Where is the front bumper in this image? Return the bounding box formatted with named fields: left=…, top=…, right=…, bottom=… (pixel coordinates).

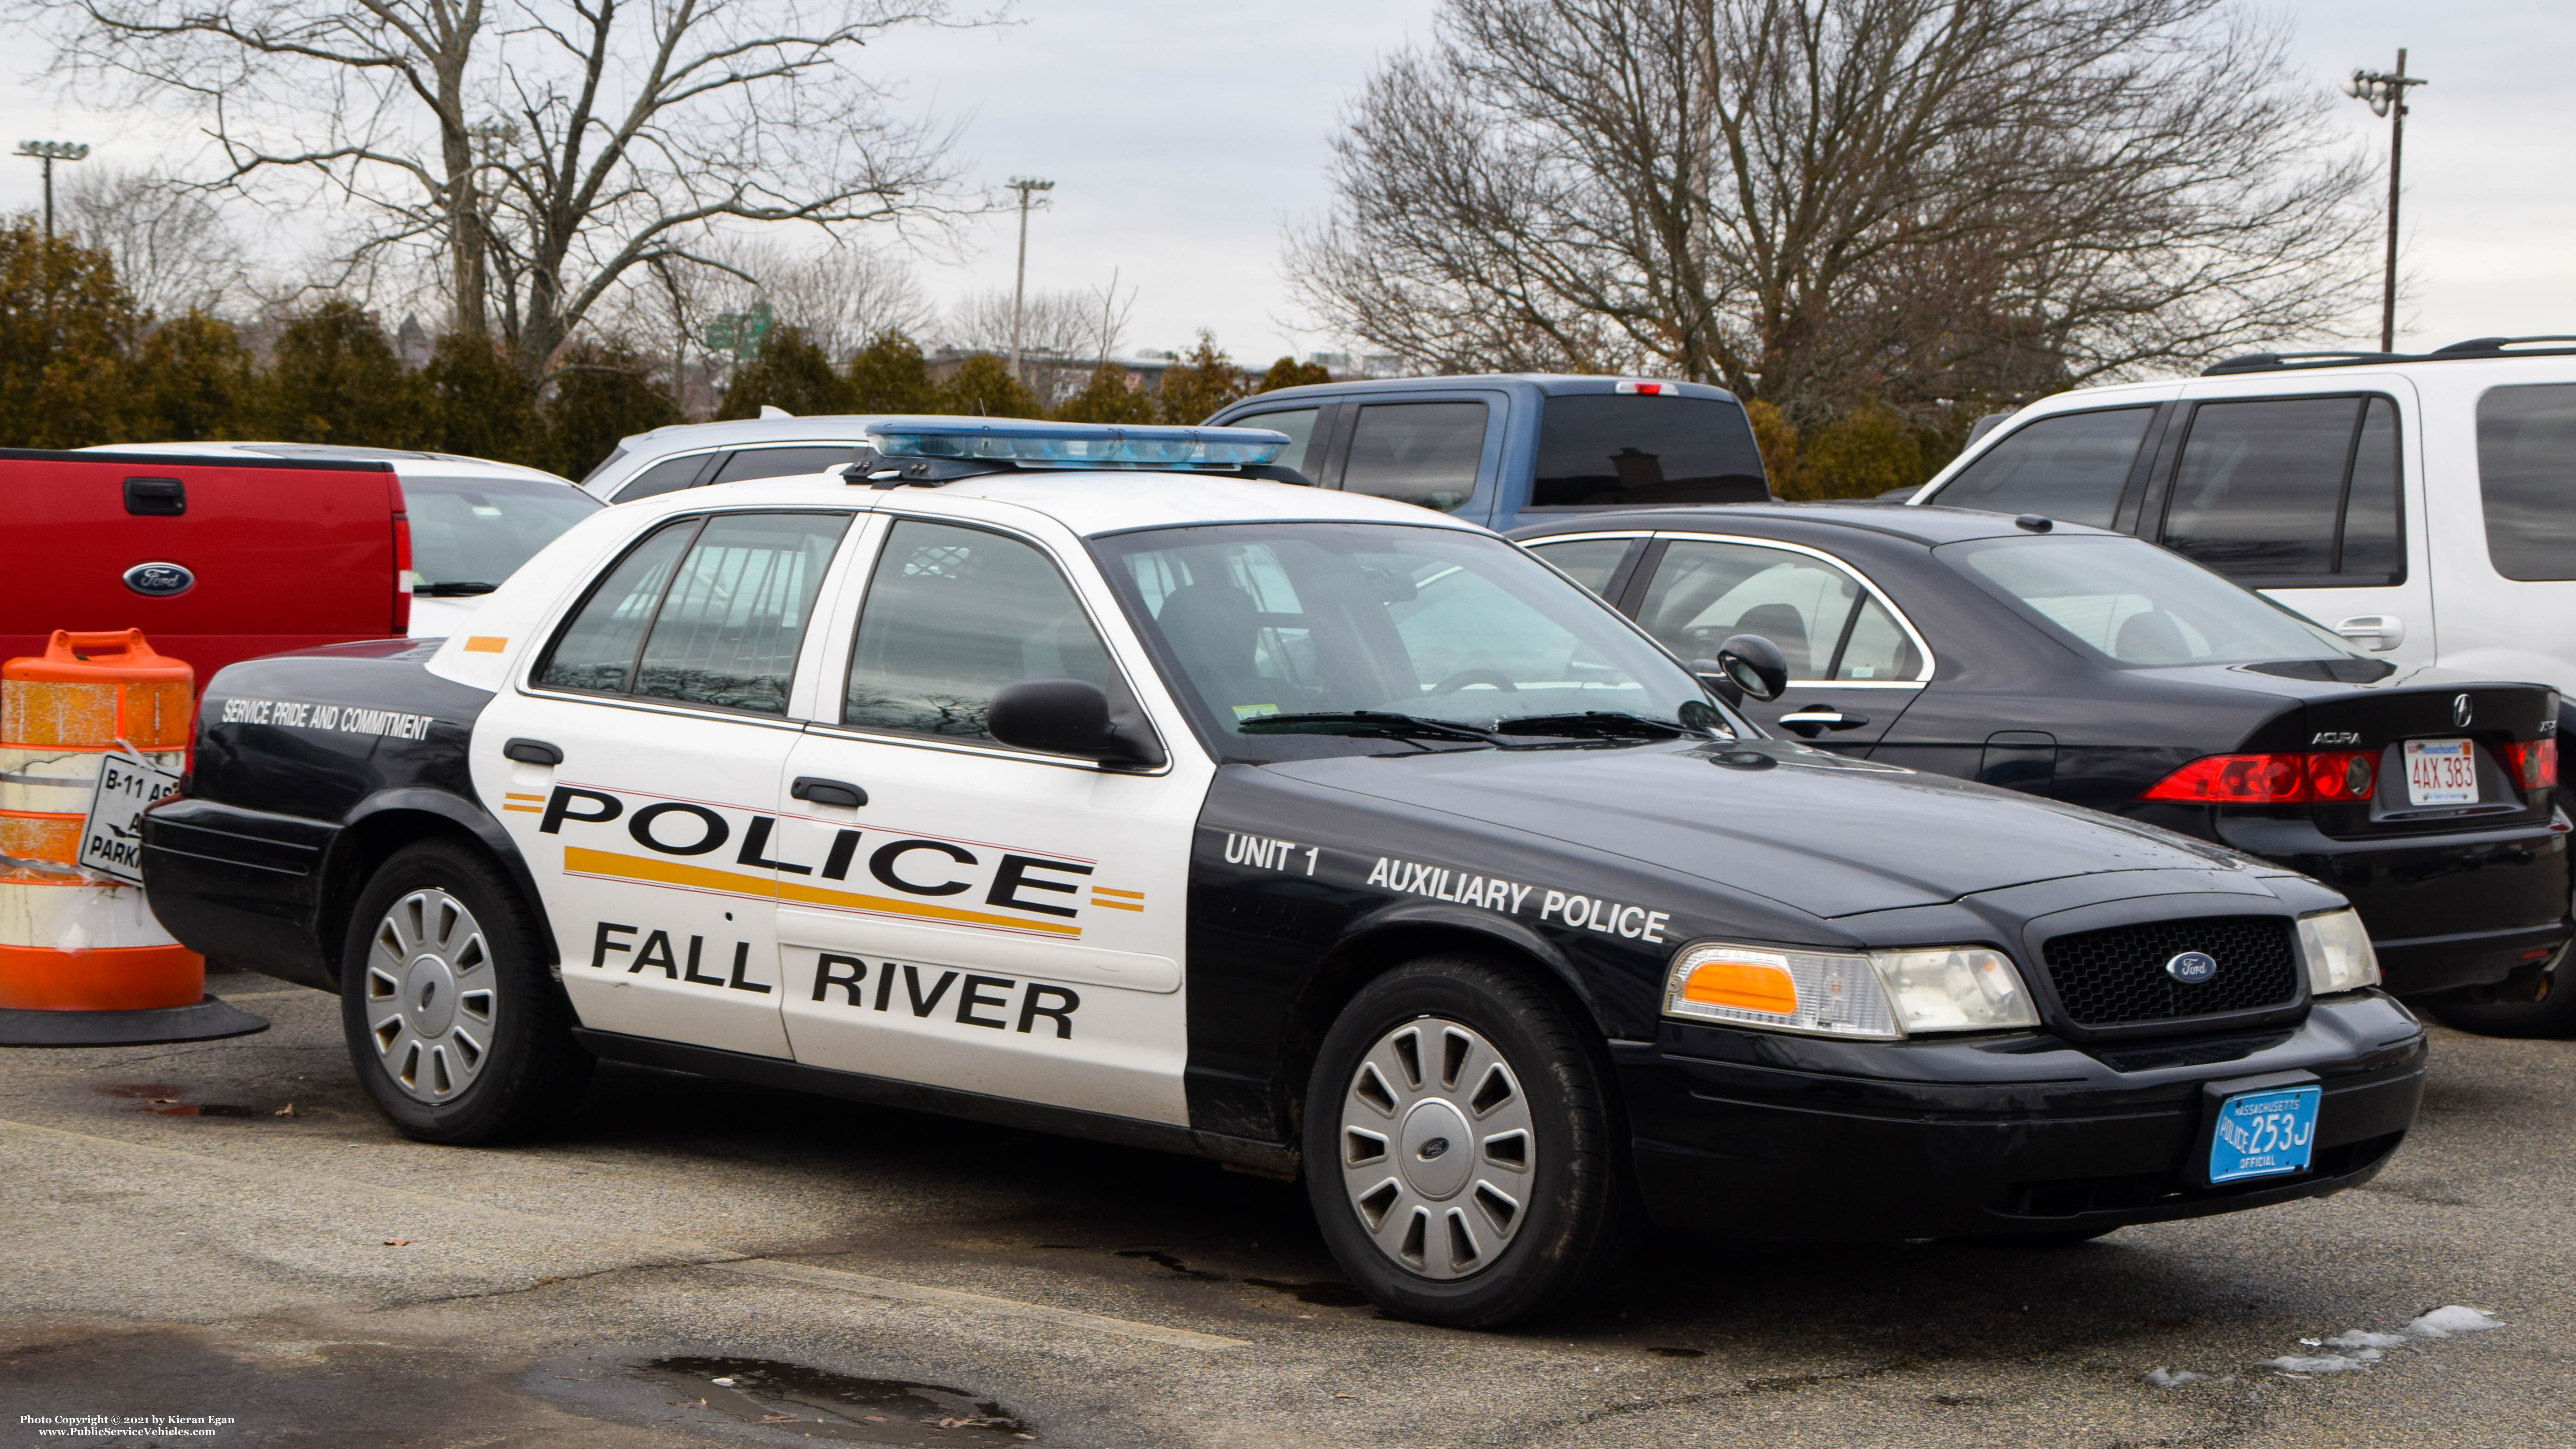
left=2207, top=813, right=2572, bottom=997
left=1618, top=992, right=2425, bottom=1241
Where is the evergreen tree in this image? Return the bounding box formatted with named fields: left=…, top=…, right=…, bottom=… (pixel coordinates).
left=1790, top=399, right=1923, bottom=500
left=716, top=324, right=848, bottom=419
left=845, top=330, right=937, bottom=413
left=938, top=352, right=1038, bottom=418
left=0, top=219, right=139, bottom=448
left=1050, top=362, right=1157, bottom=425
left=130, top=311, right=253, bottom=444
left=1742, top=399, right=1800, bottom=497
left=424, top=330, right=540, bottom=463
left=259, top=300, right=428, bottom=447
left=543, top=341, right=680, bottom=481
left=1255, top=355, right=1332, bottom=392
left=1157, top=331, right=1246, bottom=425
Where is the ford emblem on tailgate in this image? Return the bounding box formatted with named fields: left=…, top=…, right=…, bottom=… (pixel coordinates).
left=122, top=561, right=195, bottom=597
left=2165, top=951, right=2219, bottom=984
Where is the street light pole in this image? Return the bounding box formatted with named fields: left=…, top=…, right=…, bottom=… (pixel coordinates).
left=2341, top=52, right=2427, bottom=354
left=14, top=140, right=91, bottom=240
left=1005, top=177, right=1055, bottom=387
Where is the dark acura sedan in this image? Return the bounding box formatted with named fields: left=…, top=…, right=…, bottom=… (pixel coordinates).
left=1512, top=504, right=2571, bottom=1005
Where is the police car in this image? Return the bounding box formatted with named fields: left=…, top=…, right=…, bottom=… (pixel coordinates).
left=142, top=419, right=2426, bottom=1329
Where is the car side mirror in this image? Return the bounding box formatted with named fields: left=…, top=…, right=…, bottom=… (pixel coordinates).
left=1708, top=634, right=1790, bottom=703
left=987, top=679, right=1166, bottom=769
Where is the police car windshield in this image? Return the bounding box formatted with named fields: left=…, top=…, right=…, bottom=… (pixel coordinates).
left=1094, top=522, right=1718, bottom=758
left=400, top=475, right=602, bottom=591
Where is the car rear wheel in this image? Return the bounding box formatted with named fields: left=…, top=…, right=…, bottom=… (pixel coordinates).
left=339, top=839, right=591, bottom=1143
left=1304, top=955, right=1630, bottom=1328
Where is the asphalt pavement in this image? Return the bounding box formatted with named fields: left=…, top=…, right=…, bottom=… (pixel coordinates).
left=2, top=969, right=2567, bottom=1449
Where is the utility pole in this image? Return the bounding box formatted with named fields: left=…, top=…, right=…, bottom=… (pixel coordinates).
left=15, top=140, right=90, bottom=240
left=2341, top=51, right=2428, bottom=353
left=1005, top=177, right=1055, bottom=386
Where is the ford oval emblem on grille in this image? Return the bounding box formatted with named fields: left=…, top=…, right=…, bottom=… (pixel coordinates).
left=2453, top=693, right=2473, bottom=728
left=2165, top=951, right=2219, bottom=984
left=122, top=561, right=195, bottom=597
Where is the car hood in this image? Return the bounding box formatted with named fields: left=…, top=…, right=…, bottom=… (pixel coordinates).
left=1265, top=739, right=2257, bottom=919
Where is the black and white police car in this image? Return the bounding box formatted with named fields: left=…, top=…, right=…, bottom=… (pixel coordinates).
left=143, top=419, right=2426, bottom=1328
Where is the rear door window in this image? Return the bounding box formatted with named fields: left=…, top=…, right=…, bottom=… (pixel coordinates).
left=2159, top=396, right=2402, bottom=584
left=1530, top=395, right=1767, bottom=506
left=709, top=445, right=860, bottom=485
left=613, top=452, right=715, bottom=502
left=1340, top=402, right=1488, bottom=512
left=1636, top=538, right=1918, bottom=681
left=1932, top=407, right=2154, bottom=526
left=2476, top=383, right=2576, bottom=581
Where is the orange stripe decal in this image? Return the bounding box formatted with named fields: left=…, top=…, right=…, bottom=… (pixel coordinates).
left=561, top=846, right=1084, bottom=938
left=502, top=805, right=542, bottom=813
left=1089, top=899, right=1146, bottom=912
left=1091, top=886, right=1146, bottom=899
left=463, top=636, right=508, bottom=654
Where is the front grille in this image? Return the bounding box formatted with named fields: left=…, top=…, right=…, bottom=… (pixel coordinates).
left=2039, top=916, right=2301, bottom=1027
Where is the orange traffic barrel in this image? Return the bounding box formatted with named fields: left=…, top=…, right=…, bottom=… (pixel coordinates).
left=0, top=630, right=265, bottom=1046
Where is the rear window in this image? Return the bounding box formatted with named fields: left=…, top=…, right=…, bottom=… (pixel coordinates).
left=1530, top=395, right=1767, bottom=507
left=400, top=475, right=601, bottom=591
left=1947, top=535, right=2363, bottom=668
left=2476, top=383, right=2576, bottom=581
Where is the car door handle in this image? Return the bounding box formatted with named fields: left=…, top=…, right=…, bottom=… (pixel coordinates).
left=791, top=776, right=869, bottom=809
left=1776, top=706, right=1872, bottom=738
left=2333, top=615, right=2405, bottom=651
left=502, top=738, right=562, bottom=766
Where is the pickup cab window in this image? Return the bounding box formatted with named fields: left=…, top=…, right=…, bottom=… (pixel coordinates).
left=1530, top=395, right=1766, bottom=506
left=1341, top=402, right=1487, bottom=512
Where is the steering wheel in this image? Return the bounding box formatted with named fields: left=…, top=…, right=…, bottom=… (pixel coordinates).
left=1425, top=668, right=1520, bottom=697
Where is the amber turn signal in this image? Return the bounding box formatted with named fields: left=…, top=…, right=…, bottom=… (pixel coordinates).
left=1679, top=957, right=1799, bottom=1016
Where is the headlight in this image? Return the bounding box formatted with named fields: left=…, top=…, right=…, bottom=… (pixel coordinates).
left=1663, top=941, right=2038, bottom=1039
left=2297, top=909, right=2381, bottom=995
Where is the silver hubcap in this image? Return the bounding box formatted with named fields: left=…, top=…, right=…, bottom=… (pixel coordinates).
left=1338, top=1017, right=1536, bottom=1280
left=364, top=887, right=497, bottom=1103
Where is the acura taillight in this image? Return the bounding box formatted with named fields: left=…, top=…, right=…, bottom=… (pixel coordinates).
left=2139, top=751, right=2377, bottom=804
left=2504, top=738, right=2558, bottom=790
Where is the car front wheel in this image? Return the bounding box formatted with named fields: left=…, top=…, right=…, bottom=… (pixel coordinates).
left=1303, top=956, right=1630, bottom=1328
left=339, top=838, right=591, bottom=1143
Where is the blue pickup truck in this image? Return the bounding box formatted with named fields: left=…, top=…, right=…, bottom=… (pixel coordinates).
left=1204, top=374, right=1769, bottom=531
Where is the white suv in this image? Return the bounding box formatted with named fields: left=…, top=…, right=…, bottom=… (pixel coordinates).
left=1909, top=337, right=2576, bottom=703
left=1908, top=337, right=2576, bottom=1034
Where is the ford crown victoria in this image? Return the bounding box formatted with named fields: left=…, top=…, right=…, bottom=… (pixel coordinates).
left=142, top=419, right=2427, bottom=1328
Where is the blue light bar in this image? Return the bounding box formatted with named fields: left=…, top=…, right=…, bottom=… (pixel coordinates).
left=863, top=418, right=1292, bottom=468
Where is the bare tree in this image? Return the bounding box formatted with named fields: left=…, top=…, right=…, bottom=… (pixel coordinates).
left=59, top=167, right=252, bottom=319
left=36, top=0, right=978, bottom=382
left=945, top=281, right=1134, bottom=405
left=1288, top=0, right=2375, bottom=425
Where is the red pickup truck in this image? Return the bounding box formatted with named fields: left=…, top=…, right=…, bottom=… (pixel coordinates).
left=1, top=448, right=410, bottom=684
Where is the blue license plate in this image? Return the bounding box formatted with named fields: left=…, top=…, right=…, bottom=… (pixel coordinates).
left=2209, top=1085, right=2321, bottom=1183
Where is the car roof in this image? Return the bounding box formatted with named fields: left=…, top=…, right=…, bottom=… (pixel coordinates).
left=1508, top=501, right=2126, bottom=547
left=1223, top=373, right=1744, bottom=408
left=607, top=464, right=1489, bottom=539
left=88, top=440, right=574, bottom=486
left=607, top=414, right=899, bottom=459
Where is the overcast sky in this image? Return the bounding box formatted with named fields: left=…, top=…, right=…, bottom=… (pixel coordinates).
left=4, top=0, right=2567, bottom=368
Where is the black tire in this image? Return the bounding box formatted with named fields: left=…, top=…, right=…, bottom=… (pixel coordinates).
left=339, top=838, right=591, bottom=1143
left=1302, top=955, right=1631, bottom=1329
left=2428, top=952, right=2576, bottom=1039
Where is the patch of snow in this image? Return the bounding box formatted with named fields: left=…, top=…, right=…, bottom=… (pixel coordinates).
left=2260, top=1351, right=2379, bottom=1374
left=2144, top=1367, right=2208, bottom=1388
left=2405, top=1306, right=2504, bottom=1339
left=2325, top=1330, right=2409, bottom=1350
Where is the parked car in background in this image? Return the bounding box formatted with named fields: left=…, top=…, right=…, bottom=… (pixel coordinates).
left=1512, top=503, right=2571, bottom=1010
left=96, top=444, right=599, bottom=640
left=1898, top=336, right=2576, bottom=1033
left=574, top=415, right=881, bottom=504
left=5, top=445, right=409, bottom=681
left=1203, top=374, right=1770, bottom=529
